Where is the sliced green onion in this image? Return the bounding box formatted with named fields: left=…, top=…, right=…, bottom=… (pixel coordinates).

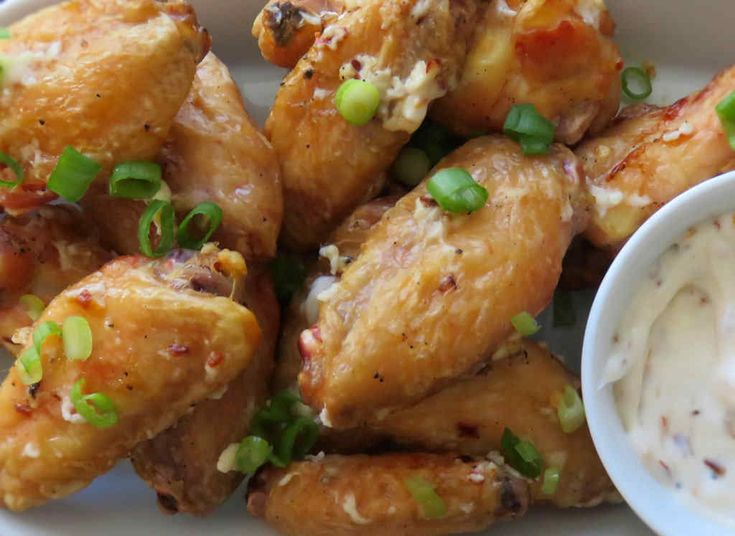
left=542, top=467, right=561, bottom=495
left=716, top=90, right=735, bottom=151
left=70, top=378, right=118, bottom=429
left=19, top=294, right=45, bottom=321
left=236, top=436, right=273, bottom=473
left=427, top=167, right=488, bottom=213
left=409, top=121, right=461, bottom=166
left=17, top=346, right=42, bottom=385
left=335, top=79, right=381, bottom=126
left=501, top=427, right=543, bottom=478
left=176, top=201, right=223, bottom=251
left=391, top=147, right=431, bottom=187
left=557, top=385, right=586, bottom=433
left=0, top=152, right=24, bottom=188
left=404, top=476, right=447, bottom=519
left=275, top=416, right=319, bottom=466
left=0, top=28, right=10, bottom=39
left=62, top=316, right=93, bottom=361
left=271, top=253, right=306, bottom=304
left=32, top=320, right=61, bottom=355
left=47, top=146, right=101, bottom=202
left=503, top=103, right=556, bottom=155
left=553, top=291, right=576, bottom=328
left=621, top=67, right=653, bottom=101
left=137, top=200, right=175, bottom=258
left=511, top=312, right=540, bottom=336
left=109, top=161, right=162, bottom=199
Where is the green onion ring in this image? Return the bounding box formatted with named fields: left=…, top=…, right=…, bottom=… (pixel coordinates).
left=0, top=151, right=24, bottom=188
left=70, top=378, right=118, bottom=429
left=621, top=67, right=653, bottom=101
left=47, top=146, right=101, bottom=202
left=109, top=161, right=162, bottom=199
left=137, top=200, right=175, bottom=258
left=176, top=201, right=223, bottom=251
left=63, top=316, right=93, bottom=361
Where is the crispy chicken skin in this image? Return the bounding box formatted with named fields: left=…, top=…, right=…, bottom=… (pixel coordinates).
left=253, top=0, right=341, bottom=68
left=0, top=206, right=112, bottom=355
left=0, top=247, right=260, bottom=511
left=579, top=65, right=735, bottom=250
left=0, top=0, right=208, bottom=214
left=375, top=340, right=616, bottom=508
left=267, top=0, right=479, bottom=250
left=432, top=0, right=622, bottom=145
left=299, top=136, right=589, bottom=428
left=247, top=453, right=529, bottom=536
left=83, top=53, right=282, bottom=260
left=131, top=264, right=279, bottom=515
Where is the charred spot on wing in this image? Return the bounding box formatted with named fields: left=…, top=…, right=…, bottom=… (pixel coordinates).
left=156, top=492, right=179, bottom=515
left=499, top=476, right=528, bottom=517
left=265, top=2, right=305, bottom=47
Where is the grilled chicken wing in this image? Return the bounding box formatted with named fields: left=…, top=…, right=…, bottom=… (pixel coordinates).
left=0, top=206, right=112, bottom=355
left=432, top=0, right=622, bottom=144
left=131, top=264, right=279, bottom=515
left=0, top=0, right=208, bottom=214
left=0, top=247, right=260, bottom=511
left=83, top=52, right=282, bottom=260
left=253, top=0, right=341, bottom=68
left=299, top=136, right=589, bottom=428
left=375, top=340, right=616, bottom=508
left=268, top=0, right=478, bottom=250
left=247, top=453, right=529, bottom=536
left=579, top=65, right=735, bottom=250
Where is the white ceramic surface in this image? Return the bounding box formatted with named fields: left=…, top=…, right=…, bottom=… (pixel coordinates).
left=0, top=0, right=731, bottom=534
left=583, top=171, right=735, bottom=536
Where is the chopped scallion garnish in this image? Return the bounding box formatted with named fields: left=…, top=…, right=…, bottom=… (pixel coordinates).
left=503, top=104, right=556, bottom=155
left=109, top=161, right=162, bottom=199
left=137, top=200, right=175, bottom=258
left=0, top=28, right=10, bottom=39
left=0, top=152, right=24, bottom=188
left=235, top=436, right=273, bottom=473
left=511, top=312, right=540, bottom=336
left=557, top=385, right=586, bottom=433
left=32, top=320, right=61, bottom=355
left=47, top=146, right=101, bottom=202
left=19, top=294, right=44, bottom=321
left=62, top=316, right=93, bottom=361
left=70, top=378, right=118, bottom=429
left=176, top=201, right=223, bottom=251
left=621, top=67, right=653, bottom=101
left=501, top=427, right=543, bottom=478
left=17, top=346, right=42, bottom=385
left=271, top=254, right=306, bottom=304
left=335, top=79, right=381, bottom=126
left=427, top=167, right=488, bottom=213
left=274, top=416, right=319, bottom=466
left=716, top=90, right=735, bottom=151
left=404, top=476, right=447, bottom=519
left=542, top=467, right=560, bottom=495
left=391, top=147, right=431, bottom=187
left=409, top=121, right=462, bottom=166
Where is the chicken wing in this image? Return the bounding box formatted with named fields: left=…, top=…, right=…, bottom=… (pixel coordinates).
left=0, top=206, right=112, bottom=355
left=0, top=0, right=208, bottom=214
left=247, top=453, right=529, bottom=536
left=252, top=0, right=341, bottom=68
left=267, top=0, right=478, bottom=250
left=131, top=263, right=279, bottom=515
left=375, top=340, right=616, bottom=508
left=299, top=136, right=589, bottom=428
left=579, top=65, right=735, bottom=250
left=83, top=52, right=282, bottom=260
left=431, top=0, right=622, bottom=144
left=0, top=246, right=260, bottom=511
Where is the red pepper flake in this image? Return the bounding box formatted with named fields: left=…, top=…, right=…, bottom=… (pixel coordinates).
left=438, top=275, right=457, bottom=293
left=14, top=403, right=32, bottom=415
left=704, top=459, right=726, bottom=478
left=168, top=343, right=189, bottom=356
left=660, top=415, right=669, bottom=432
left=206, top=352, right=224, bottom=369
left=76, top=289, right=93, bottom=307
left=658, top=460, right=671, bottom=476
left=351, top=59, right=362, bottom=71
left=419, top=195, right=438, bottom=208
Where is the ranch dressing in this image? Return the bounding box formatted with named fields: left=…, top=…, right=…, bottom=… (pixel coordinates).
left=605, top=213, right=735, bottom=524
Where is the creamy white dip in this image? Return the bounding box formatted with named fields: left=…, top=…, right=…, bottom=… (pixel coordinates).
left=605, top=213, right=735, bottom=523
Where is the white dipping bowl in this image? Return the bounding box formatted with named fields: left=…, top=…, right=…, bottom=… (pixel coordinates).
left=582, top=170, right=735, bottom=536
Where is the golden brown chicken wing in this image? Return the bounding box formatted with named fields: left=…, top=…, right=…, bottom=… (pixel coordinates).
left=267, top=0, right=478, bottom=250
left=83, top=52, right=282, bottom=260
left=252, top=0, right=341, bottom=68
left=0, top=0, right=208, bottom=214
left=578, top=65, right=735, bottom=250
left=299, top=136, right=589, bottom=428
left=131, top=264, right=279, bottom=515
left=0, top=247, right=260, bottom=511
left=247, top=453, right=529, bottom=536
left=0, top=206, right=112, bottom=355
left=431, top=0, right=621, bottom=144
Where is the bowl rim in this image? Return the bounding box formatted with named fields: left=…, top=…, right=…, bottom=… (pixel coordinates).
left=582, top=169, right=735, bottom=536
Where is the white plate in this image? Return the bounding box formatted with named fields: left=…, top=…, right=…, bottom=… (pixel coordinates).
left=0, top=0, right=731, bottom=534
